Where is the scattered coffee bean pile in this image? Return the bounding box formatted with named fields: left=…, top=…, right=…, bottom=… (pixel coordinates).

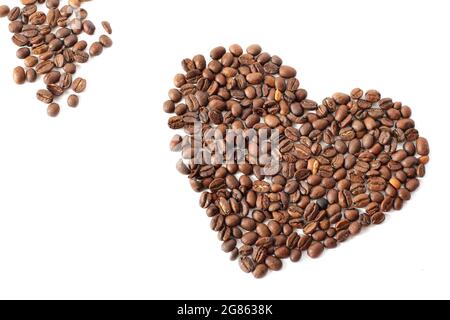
left=164, top=44, right=430, bottom=278
left=0, top=0, right=113, bottom=117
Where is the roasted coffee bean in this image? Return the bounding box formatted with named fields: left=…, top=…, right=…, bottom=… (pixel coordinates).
left=89, top=42, right=103, bottom=56
left=64, top=63, right=76, bottom=74
left=35, top=60, right=55, bottom=74
left=0, top=5, right=10, bottom=18
left=26, top=68, right=37, bottom=82
left=8, top=7, right=21, bottom=21
left=13, top=66, right=26, bottom=84
left=73, top=50, right=89, bottom=63
left=82, top=20, right=95, bottom=35
left=99, top=34, right=112, bottom=48
left=265, top=256, right=282, bottom=271
left=67, top=94, right=79, bottom=108
left=36, top=89, right=54, bottom=103
left=308, top=241, right=324, bottom=259
left=102, top=21, right=112, bottom=34
left=72, top=77, right=86, bottom=93
left=47, top=102, right=60, bottom=117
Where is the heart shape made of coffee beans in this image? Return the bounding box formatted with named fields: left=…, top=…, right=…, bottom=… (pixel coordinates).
left=163, top=44, right=430, bottom=279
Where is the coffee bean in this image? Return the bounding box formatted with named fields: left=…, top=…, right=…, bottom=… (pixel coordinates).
left=239, top=257, right=255, bottom=273
left=47, top=84, right=64, bottom=96
left=253, top=264, right=268, bottom=279
left=37, top=89, right=54, bottom=103
left=43, top=71, right=60, bottom=85
left=13, top=66, right=26, bottom=84
left=82, top=20, right=95, bottom=35
left=0, top=5, right=10, bottom=18
left=73, top=40, right=88, bottom=51
left=416, top=137, right=430, bottom=156
left=307, top=241, right=324, bottom=258
left=72, top=77, right=86, bottom=93
left=279, top=66, right=297, bottom=78
left=73, top=50, right=89, bottom=63
left=221, top=239, right=236, bottom=253
left=265, top=256, right=282, bottom=271
left=47, top=103, right=60, bottom=117
left=89, top=42, right=103, bottom=56
left=16, top=47, right=30, bottom=59
left=35, top=60, right=55, bottom=74
left=26, top=68, right=37, bottom=82
left=102, top=21, right=112, bottom=34
left=99, top=35, right=113, bottom=48
left=67, top=94, right=79, bottom=108
left=64, top=63, right=76, bottom=74
left=8, top=7, right=21, bottom=21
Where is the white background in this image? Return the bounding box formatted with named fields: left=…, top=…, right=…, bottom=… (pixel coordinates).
left=0, top=0, right=449, bottom=300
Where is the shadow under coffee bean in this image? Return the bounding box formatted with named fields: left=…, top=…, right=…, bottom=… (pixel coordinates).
left=165, top=45, right=430, bottom=278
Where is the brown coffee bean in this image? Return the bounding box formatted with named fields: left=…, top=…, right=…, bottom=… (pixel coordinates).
left=64, top=63, right=76, bottom=74
left=307, top=241, right=324, bottom=259
left=221, top=239, right=237, bottom=253
left=73, top=40, right=88, bottom=51
left=239, top=257, right=256, bottom=273
left=416, top=137, right=430, bottom=156
left=279, top=66, right=296, bottom=78
left=0, top=5, right=10, bottom=18
left=102, top=21, right=112, bottom=34
left=99, top=35, right=113, bottom=48
left=67, top=94, right=79, bottom=108
left=47, top=103, right=60, bottom=117
left=82, top=20, right=96, bottom=35
left=265, top=256, right=282, bottom=271
left=248, top=262, right=267, bottom=279
left=35, top=60, right=55, bottom=74
left=89, top=42, right=103, bottom=56
left=72, top=77, right=86, bottom=93
left=13, top=66, right=26, bottom=84
left=26, top=68, right=37, bottom=82
left=37, top=89, right=54, bottom=103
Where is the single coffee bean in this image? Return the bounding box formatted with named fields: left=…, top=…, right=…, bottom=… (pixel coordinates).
left=47, top=103, right=60, bottom=117
left=44, top=71, right=61, bottom=85
left=221, top=239, right=237, bottom=253
left=253, top=264, right=268, bottom=279
left=416, top=137, right=430, bottom=156
left=0, top=5, right=10, bottom=18
left=308, top=241, right=324, bottom=259
left=89, top=42, right=103, bottom=56
left=47, top=84, right=64, bottom=96
left=73, top=50, right=89, bottom=63
left=102, top=21, right=112, bottom=34
left=72, top=77, right=86, bottom=93
left=63, top=63, right=76, bottom=74
left=35, top=60, right=55, bottom=74
left=16, top=47, right=30, bottom=59
left=73, top=40, right=88, bottom=51
left=265, top=256, right=282, bottom=271
left=239, top=257, right=255, bottom=273
left=26, top=68, right=37, bottom=82
left=67, top=94, right=79, bottom=108
left=99, top=34, right=112, bottom=48
left=36, top=89, right=54, bottom=103
left=8, top=7, right=20, bottom=21
left=13, top=66, right=26, bottom=84
left=279, top=66, right=297, bottom=78
left=82, top=20, right=96, bottom=35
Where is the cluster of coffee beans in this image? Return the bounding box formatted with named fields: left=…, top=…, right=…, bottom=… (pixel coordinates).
left=164, top=44, right=430, bottom=278
left=0, top=0, right=113, bottom=117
